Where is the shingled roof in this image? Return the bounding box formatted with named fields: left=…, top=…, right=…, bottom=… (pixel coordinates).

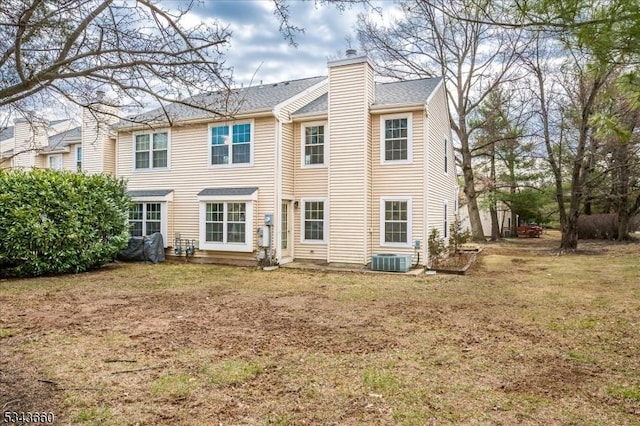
left=117, top=76, right=327, bottom=128
left=44, top=126, right=81, bottom=151
left=0, top=126, right=14, bottom=142
left=293, top=77, right=443, bottom=116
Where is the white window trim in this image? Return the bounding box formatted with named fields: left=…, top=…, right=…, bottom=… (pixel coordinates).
left=300, top=121, right=328, bottom=169
left=198, top=198, right=254, bottom=252
left=444, top=200, right=449, bottom=239
left=129, top=198, right=169, bottom=248
left=75, top=144, right=82, bottom=171
left=208, top=120, right=255, bottom=168
left=132, top=129, right=171, bottom=172
left=454, top=187, right=459, bottom=215
left=300, top=197, right=328, bottom=245
left=444, top=137, right=449, bottom=174
left=380, top=196, right=413, bottom=248
left=380, top=113, right=413, bottom=165
left=48, top=154, right=63, bottom=170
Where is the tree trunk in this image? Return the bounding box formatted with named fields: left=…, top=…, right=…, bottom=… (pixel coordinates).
left=490, top=206, right=500, bottom=241
left=560, top=213, right=579, bottom=249
left=461, top=144, right=485, bottom=241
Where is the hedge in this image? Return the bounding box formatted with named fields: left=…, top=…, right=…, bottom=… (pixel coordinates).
left=0, top=169, right=131, bottom=277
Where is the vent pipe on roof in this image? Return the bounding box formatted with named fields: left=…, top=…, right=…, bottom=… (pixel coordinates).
left=346, top=48, right=357, bottom=57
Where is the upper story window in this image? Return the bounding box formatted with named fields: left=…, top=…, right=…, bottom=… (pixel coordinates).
left=210, top=122, right=252, bottom=166
left=380, top=113, right=412, bottom=164
left=75, top=145, right=82, bottom=171
left=302, top=122, right=326, bottom=167
left=48, top=154, right=62, bottom=170
left=134, top=131, right=168, bottom=170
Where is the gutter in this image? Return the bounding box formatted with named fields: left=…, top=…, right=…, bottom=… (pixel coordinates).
left=113, top=108, right=275, bottom=133
left=369, top=103, right=427, bottom=115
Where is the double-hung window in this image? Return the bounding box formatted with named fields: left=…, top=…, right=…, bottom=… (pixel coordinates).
left=204, top=202, right=247, bottom=244
left=198, top=188, right=256, bottom=252
left=444, top=202, right=448, bottom=238
left=380, top=197, right=412, bottom=247
left=380, top=114, right=412, bottom=164
left=302, top=122, right=326, bottom=167
left=444, top=138, right=448, bottom=173
left=134, top=131, right=168, bottom=170
left=75, top=145, right=82, bottom=171
left=127, top=190, right=173, bottom=247
left=301, top=198, right=327, bottom=244
left=48, top=154, right=62, bottom=170
left=129, top=202, right=161, bottom=236
left=210, top=122, right=252, bottom=166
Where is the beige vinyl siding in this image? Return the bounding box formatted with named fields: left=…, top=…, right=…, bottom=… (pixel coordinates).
left=82, top=105, right=118, bottom=174
left=117, top=117, right=277, bottom=264
left=281, top=122, right=294, bottom=197
left=327, top=62, right=371, bottom=264
left=293, top=122, right=328, bottom=261
left=103, top=138, right=116, bottom=174
left=424, top=83, right=457, bottom=258
left=81, top=108, right=103, bottom=174
left=371, top=110, right=426, bottom=264
left=364, top=64, right=374, bottom=263
left=62, top=145, right=79, bottom=171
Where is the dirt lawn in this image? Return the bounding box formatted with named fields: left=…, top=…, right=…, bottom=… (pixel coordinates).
left=1, top=231, right=639, bottom=425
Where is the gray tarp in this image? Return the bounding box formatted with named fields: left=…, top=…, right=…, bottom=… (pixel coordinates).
left=118, top=232, right=165, bottom=263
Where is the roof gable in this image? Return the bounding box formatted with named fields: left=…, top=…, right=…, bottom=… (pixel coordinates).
left=292, top=77, right=443, bottom=116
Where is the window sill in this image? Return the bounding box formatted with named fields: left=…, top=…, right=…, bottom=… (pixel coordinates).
left=133, top=167, right=171, bottom=173
left=208, top=163, right=253, bottom=169
left=199, top=242, right=253, bottom=252
left=380, top=242, right=413, bottom=249
left=300, top=240, right=327, bottom=245
left=380, top=160, right=413, bottom=166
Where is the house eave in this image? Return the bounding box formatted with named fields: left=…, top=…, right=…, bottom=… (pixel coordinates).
left=369, top=103, right=426, bottom=115
left=113, top=108, right=275, bottom=133
left=291, top=112, right=328, bottom=122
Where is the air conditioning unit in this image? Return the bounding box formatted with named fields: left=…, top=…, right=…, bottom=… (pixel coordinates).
left=370, top=254, right=413, bottom=273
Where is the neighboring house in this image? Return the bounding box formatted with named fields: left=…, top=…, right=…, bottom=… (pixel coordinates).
left=459, top=199, right=518, bottom=238
left=0, top=107, right=116, bottom=174
left=114, top=52, right=458, bottom=266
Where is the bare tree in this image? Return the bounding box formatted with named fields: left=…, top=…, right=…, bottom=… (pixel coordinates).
left=357, top=0, right=527, bottom=241
left=522, top=33, right=616, bottom=250
left=0, top=0, right=232, bottom=126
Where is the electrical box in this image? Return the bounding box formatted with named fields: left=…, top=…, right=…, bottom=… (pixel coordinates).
left=258, top=226, right=271, bottom=247
left=415, top=240, right=421, bottom=250
left=264, top=213, right=274, bottom=226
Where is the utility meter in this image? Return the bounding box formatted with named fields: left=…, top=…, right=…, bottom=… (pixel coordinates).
left=264, top=213, right=274, bottom=226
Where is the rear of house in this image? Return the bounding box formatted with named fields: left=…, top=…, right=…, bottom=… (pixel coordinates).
left=109, top=53, right=459, bottom=267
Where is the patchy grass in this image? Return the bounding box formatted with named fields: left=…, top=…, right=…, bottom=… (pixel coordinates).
left=150, top=372, right=197, bottom=400
left=201, top=359, right=264, bottom=386
left=0, top=327, right=17, bottom=338
left=1, top=231, right=639, bottom=424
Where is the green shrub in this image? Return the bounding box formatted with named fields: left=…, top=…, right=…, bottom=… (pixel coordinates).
left=0, top=169, right=130, bottom=277
left=448, top=217, right=470, bottom=254
left=428, top=228, right=446, bottom=267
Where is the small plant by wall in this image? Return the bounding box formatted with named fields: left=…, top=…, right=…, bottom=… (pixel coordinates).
left=448, top=217, right=471, bottom=254
left=428, top=228, right=446, bottom=267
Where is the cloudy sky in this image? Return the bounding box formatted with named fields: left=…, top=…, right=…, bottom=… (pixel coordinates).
left=177, top=0, right=396, bottom=85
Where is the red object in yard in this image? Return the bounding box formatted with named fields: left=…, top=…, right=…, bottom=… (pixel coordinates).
left=517, top=223, right=543, bottom=238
